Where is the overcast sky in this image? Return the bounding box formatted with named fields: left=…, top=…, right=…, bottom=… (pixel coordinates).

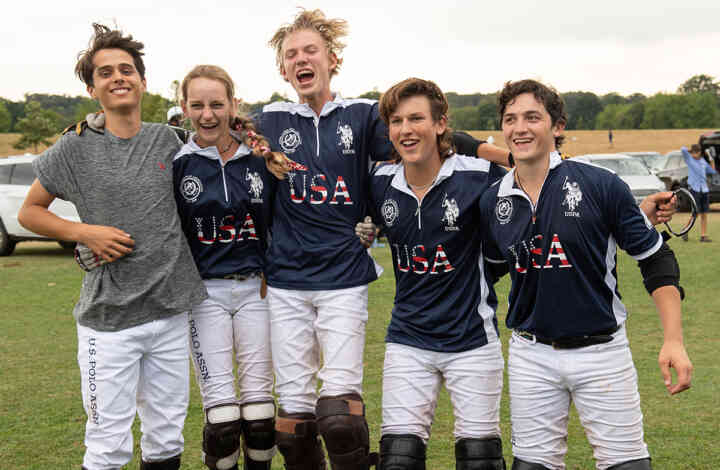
left=3, top=1, right=719, bottom=104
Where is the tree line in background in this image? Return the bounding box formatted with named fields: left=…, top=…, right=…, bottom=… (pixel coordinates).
left=2, top=74, right=718, bottom=151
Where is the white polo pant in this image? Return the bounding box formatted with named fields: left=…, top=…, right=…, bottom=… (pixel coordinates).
left=381, top=341, right=504, bottom=443
left=188, top=277, right=274, bottom=408
left=508, top=325, right=650, bottom=470
left=77, top=313, right=190, bottom=470
left=268, top=284, right=369, bottom=413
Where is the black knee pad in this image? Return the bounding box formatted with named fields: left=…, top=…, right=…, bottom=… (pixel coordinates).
left=511, top=458, right=551, bottom=470
left=202, top=404, right=243, bottom=470
left=241, top=402, right=277, bottom=469
left=456, top=438, right=506, bottom=470
left=140, top=455, right=181, bottom=470
left=275, top=411, right=326, bottom=470
left=379, top=434, right=426, bottom=470
left=607, top=458, right=652, bottom=470
left=316, top=394, right=377, bottom=469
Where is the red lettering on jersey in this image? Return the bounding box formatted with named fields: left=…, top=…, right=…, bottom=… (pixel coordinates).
left=430, top=244, right=454, bottom=274
left=196, top=217, right=217, bottom=245
left=289, top=173, right=306, bottom=203
left=218, top=215, right=236, bottom=243
left=238, top=213, right=259, bottom=241
left=412, top=245, right=428, bottom=274
left=544, top=234, right=572, bottom=268
left=530, top=234, right=543, bottom=269
left=310, top=174, right=328, bottom=205
left=508, top=243, right=527, bottom=273
left=329, top=176, right=353, bottom=205
left=393, top=244, right=410, bottom=273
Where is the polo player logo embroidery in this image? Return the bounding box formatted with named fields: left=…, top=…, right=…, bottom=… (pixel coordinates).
left=246, top=169, right=264, bottom=203
left=441, top=193, right=460, bottom=231
left=562, top=176, right=582, bottom=217
left=337, top=123, right=355, bottom=155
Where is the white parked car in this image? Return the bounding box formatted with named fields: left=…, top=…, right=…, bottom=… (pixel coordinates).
left=0, top=154, right=81, bottom=256
left=572, top=153, right=666, bottom=205
left=623, top=151, right=668, bottom=174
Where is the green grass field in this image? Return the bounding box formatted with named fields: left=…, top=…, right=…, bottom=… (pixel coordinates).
left=1, top=213, right=719, bottom=469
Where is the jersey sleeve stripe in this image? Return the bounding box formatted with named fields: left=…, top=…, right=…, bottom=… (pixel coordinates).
left=630, top=233, right=663, bottom=261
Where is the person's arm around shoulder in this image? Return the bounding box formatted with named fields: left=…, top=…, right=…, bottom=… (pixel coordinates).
left=18, top=180, right=134, bottom=262
left=652, top=284, right=692, bottom=395
left=452, top=131, right=512, bottom=167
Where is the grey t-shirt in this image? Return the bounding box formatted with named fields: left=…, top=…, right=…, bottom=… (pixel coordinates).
left=34, top=122, right=207, bottom=331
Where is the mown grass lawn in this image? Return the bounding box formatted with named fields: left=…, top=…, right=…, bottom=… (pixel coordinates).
left=1, top=212, right=718, bottom=469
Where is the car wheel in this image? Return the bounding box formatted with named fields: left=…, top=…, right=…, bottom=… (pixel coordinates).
left=58, top=241, right=76, bottom=251
left=0, top=219, right=17, bottom=256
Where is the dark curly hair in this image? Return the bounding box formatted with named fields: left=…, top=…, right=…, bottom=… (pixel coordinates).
left=497, top=79, right=567, bottom=149
left=75, top=23, right=146, bottom=87
left=379, top=77, right=453, bottom=161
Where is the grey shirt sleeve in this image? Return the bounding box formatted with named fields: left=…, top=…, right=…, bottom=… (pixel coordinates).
left=33, top=135, right=78, bottom=201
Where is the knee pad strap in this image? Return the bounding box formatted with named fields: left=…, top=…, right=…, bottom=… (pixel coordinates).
left=275, top=412, right=326, bottom=470
left=203, top=404, right=243, bottom=470
left=511, top=458, right=551, bottom=470
left=241, top=402, right=277, bottom=463
left=317, top=394, right=376, bottom=468
left=140, top=455, right=181, bottom=470
left=456, top=437, right=505, bottom=469
left=379, top=434, right=426, bottom=470
left=607, top=458, right=652, bottom=470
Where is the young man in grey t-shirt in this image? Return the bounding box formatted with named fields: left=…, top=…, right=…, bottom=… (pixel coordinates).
left=18, top=24, right=207, bottom=470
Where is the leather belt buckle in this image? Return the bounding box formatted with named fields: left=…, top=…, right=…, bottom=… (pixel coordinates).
left=515, top=331, right=538, bottom=345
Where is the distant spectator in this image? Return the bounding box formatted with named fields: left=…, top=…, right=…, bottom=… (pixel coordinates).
left=682, top=144, right=717, bottom=242
left=608, top=128, right=613, bottom=146
left=166, top=106, right=183, bottom=126
left=166, top=106, right=189, bottom=142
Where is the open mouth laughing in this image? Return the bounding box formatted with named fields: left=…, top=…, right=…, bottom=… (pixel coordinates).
left=296, top=69, right=315, bottom=85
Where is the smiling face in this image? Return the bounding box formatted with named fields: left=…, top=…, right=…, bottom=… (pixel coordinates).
left=181, top=77, right=236, bottom=148
left=388, top=95, right=447, bottom=167
left=87, top=48, right=146, bottom=114
left=280, top=29, right=337, bottom=108
left=502, top=92, right=564, bottom=165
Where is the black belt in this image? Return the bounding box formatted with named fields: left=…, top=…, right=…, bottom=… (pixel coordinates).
left=514, top=325, right=621, bottom=349
left=204, top=271, right=262, bottom=281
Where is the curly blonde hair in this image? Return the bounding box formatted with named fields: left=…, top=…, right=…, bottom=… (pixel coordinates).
left=181, top=65, right=282, bottom=161
left=269, top=8, right=348, bottom=77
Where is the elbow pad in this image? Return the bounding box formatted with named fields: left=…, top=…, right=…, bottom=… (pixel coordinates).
left=638, top=242, right=684, bottom=299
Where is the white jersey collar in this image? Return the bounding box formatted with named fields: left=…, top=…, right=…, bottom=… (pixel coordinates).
left=388, top=154, right=459, bottom=198
left=175, top=130, right=252, bottom=162
left=497, top=151, right=562, bottom=198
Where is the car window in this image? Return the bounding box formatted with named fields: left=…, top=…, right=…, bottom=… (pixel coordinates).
left=645, top=155, right=667, bottom=172
left=590, top=160, right=620, bottom=173
left=665, top=155, right=682, bottom=169
left=0, top=164, right=12, bottom=184
left=616, top=159, right=651, bottom=176
left=9, top=163, right=36, bottom=185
